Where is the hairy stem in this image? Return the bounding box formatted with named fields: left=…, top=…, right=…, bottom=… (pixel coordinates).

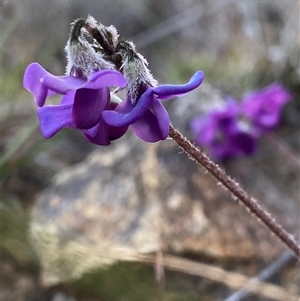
left=169, top=124, right=300, bottom=258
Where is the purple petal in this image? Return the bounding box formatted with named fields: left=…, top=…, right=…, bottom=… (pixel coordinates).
left=151, top=96, right=170, bottom=140
left=72, top=88, right=109, bottom=129
left=191, top=114, right=219, bottom=146
left=208, top=130, right=257, bottom=161
left=241, top=83, right=291, bottom=118
left=85, top=70, right=127, bottom=89
left=217, top=115, right=238, bottom=134
left=114, top=96, right=134, bottom=114
left=107, top=124, right=128, bottom=141
left=84, top=119, right=128, bottom=145
left=102, top=89, right=154, bottom=127
left=268, top=84, right=291, bottom=106
left=84, top=122, right=101, bottom=138
left=195, top=120, right=217, bottom=145
left=256, top=112, right=280, bottom=129
left=190, top=117, right=205, bottom=135
left=41, top=69, right=126, bottom=99
left=23, top=63, right=57, bottom=107
left=153, top=71, right=204, bottom=100
left=84, top=100, right=129, bottom=145
left=37, top=104, right=75, bottom=138
left=84, top=119, right=111, bottom=145
left=210, top=141, right=239, bottom=162
left=60, top=91, right=75, bottom=105
left=130, top=98, right=169, bottom=143
left=42, top=74, right=86, bottom=94
left=130, top=111, right=162, bottom=142
left=231, top=132, right=257, bottom=155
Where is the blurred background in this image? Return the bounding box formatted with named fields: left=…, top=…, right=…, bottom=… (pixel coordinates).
left=1, top=0, right=299, bottom=300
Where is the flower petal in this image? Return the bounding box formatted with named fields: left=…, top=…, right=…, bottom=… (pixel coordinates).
left=153, top=71, right=205, bottom=100
left=194, top=119, right=217, bottom=145
left=114, top=96, right=134, bottom=114
left=210, top=140, right=239, bottom=162
left=42, top=74, right=86, bottom=94
left=231, top=132, right=257, bottom=155
left=129, top=112, right=160, bottom=142
left=85, top=70, right=127, bottom=89
left=84, top=119, right=128, bottom=146
left=256, top=112, right=280, bottom=129
left=84, top=119, right=110, bottom=145
left=102, top=89, right=154, bottom=127
left=72, top=88, right=109, bottom=129
left=190, top=117, right=205, bottom=134
left=240, top=83, right=291, bottom=133
left=41, top=69, right=126, bottom=97
left=130, top=99, right=169, bottom=143
left=37, top=104, right=75, bottom=138
left=60, top=90, right=75, bottom=105
left=23, top=63, right=57, bottom=107
left=151, top=96, right=170, bottom=140
left=107, top=124, right=128, bottom=141
left=84, top=122, right=101, bottom=138
left=84, top=100, right=129, bottom=145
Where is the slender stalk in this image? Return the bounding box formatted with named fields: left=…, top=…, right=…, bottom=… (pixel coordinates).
left=168, top=125, right=300, bottom=258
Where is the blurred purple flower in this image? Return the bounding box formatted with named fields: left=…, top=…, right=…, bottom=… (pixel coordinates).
left=24, top=63, right=205, bottom=145
left=191, top=83, right=291, bottom=161
left=191, top=100, right=256, bottom=161
left=23, top=62, right=128, bottom=145
left=241, top=83, right=292, bottom=135
left=103, top=71, right=205, bottom=142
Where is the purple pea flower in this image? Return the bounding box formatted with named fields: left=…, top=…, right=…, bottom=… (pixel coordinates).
left=23, top=62, right=128, bottom=145
left=240, top=83, right=291, bottom=135
left=191, top=100, right=256, bottom=161
left=24, top=62, right=205, bottom=145
left=102, top=71, right=205, bottom=142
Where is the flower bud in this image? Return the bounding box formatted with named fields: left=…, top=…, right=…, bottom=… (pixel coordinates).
left=65, top=18, right=114, bottom=79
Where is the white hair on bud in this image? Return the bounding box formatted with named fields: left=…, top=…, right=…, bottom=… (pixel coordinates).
left=120, top=41, right=157, bottom=103
left=86, top=15, right=98, bottom=28
left=65, top=41, right=115, bottom=78
left=65, top=19, right=115, bottom=78
left=106, top=25, right=119, bottom=49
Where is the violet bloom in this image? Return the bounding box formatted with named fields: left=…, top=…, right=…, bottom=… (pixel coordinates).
left=102, top=71, right=205, bottom=142
left=23, top=62, right=128, bottom=145
left=241, top=83, right=291, bottom=135
left=24, top=63, right=204, bottom=145
left=191, top=100, right=256, bottom=161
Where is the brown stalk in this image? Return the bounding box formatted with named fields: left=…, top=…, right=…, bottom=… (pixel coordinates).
left=168, top=124, right=300, bottom=258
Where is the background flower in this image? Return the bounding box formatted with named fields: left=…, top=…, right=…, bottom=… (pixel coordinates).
left=240, top=83, right=292, bottom=135
left=191, top=83, right=292, bottom=161
left=191, top=100, right=256, bottom=161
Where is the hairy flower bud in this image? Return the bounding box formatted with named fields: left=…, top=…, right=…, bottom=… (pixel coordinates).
left=115, top=41, right=158, bottom=103
left=65, top=18, right=115, bottom=79
left=84, top=17, right=158, bottom=103
left=85, top=15, right=119, bottom=56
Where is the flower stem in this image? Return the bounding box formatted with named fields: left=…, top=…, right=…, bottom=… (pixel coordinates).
left=168, top=124, right=300, bottom=258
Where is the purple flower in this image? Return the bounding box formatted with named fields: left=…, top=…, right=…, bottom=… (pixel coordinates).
left=240, top=83, right=291, bottom=135
left=23, top=62, right=128, bottom=145
left=24, top=62, right=205, bottom=145
left=191, top=100, right=256, bottom=161
left=191, top=83, right=292, bottom=161
left=102, top=71, right=205, bottom=142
